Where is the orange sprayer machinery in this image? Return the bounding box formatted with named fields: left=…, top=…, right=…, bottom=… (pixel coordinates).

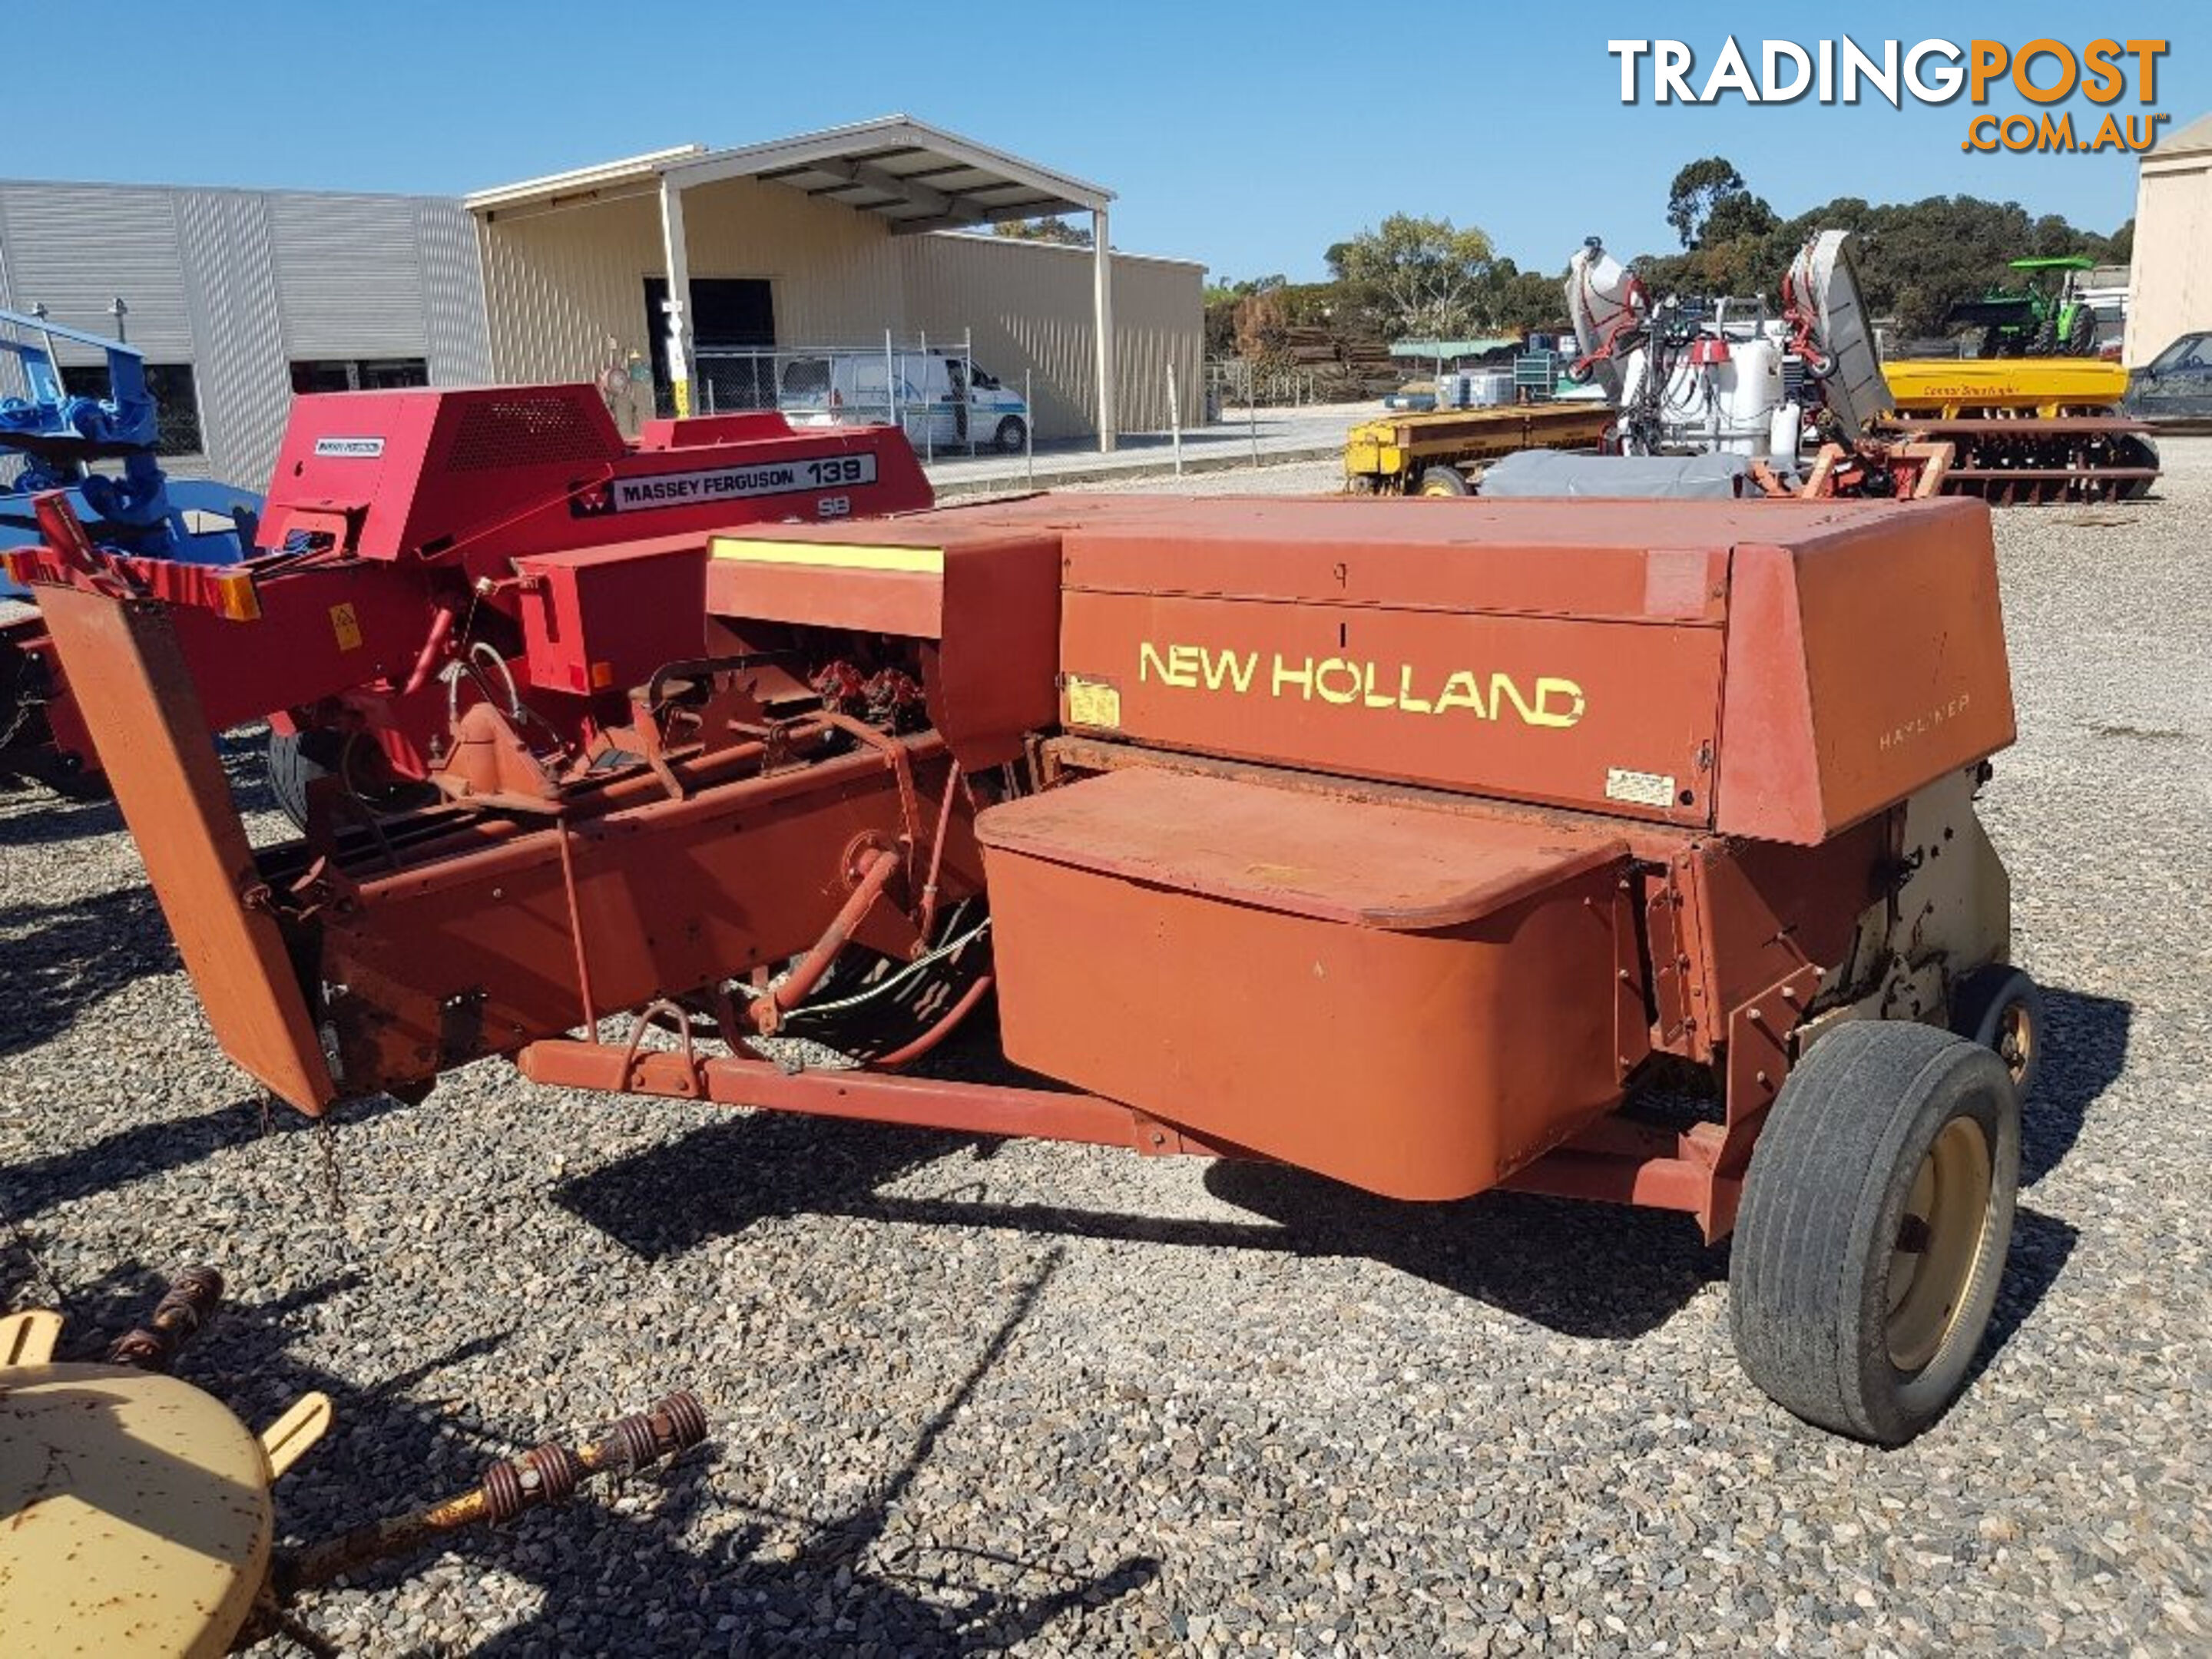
left=12, top=397, right=2038, bottom=1446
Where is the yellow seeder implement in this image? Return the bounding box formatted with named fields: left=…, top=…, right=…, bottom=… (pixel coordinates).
left=1879, top=359, right=2157, bottom=504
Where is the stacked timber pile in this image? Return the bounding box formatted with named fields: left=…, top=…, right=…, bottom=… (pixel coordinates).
left=1233, top=293, right=1399, bottom=400
left=1273, top=326, right=1398, bottom=398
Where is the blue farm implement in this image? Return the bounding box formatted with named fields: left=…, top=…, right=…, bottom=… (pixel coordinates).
left=2, top=304, right=261, bottom=790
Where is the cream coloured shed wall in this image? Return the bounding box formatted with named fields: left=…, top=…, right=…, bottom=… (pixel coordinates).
left=901, top=233, right=1202, bottom=442
left=476, top=176, right=909, bottom=397
left=2125, top=151, right=2212, bottom=366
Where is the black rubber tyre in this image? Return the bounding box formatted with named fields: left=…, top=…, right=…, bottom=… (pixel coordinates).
left=267, top=728, right=439, bottom=831
left=1730, top=1021, right=2020, bottom=1445
left=994, top=416, right=1027, bottom=454
left=267, top=728, right=343, bottom=830
left=1416, top=465, right=1469, bottom=497
left=1950, top=965, right=2045, bottom=1101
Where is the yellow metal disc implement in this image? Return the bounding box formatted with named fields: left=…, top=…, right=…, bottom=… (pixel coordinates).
left=0, top=1363, right=273, bottom=1658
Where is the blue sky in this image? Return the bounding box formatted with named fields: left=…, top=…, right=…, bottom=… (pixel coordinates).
left=15, top=3, right=2200, bottom=280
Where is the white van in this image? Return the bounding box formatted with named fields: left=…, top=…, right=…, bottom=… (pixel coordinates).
left=780, top=351, right=1029, bottom=453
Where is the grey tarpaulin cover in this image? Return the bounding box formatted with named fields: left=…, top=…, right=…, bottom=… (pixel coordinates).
left=1478, top=449, right=1753, bottom=499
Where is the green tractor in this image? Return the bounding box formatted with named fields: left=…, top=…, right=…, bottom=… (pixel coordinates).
left=1945, top=256, right=2103, bottom=358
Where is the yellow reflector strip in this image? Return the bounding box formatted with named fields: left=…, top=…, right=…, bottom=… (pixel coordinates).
left=215, top=571, right=262, bottom=622
left=710, top=538, right=944, bottom=575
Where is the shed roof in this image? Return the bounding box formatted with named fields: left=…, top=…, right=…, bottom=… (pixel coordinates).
left=465, top=116, right=1111, bottom=233
left=2151, top=111, right=2212, bottom=157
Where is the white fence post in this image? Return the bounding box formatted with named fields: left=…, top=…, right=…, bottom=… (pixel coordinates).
left=1168, top=363, right=1182, bottom=477
left=919, top=328, right=932, bottom=465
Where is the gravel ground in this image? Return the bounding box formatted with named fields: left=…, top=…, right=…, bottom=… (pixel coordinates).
left=4, top=446, right=2208, bottom=1656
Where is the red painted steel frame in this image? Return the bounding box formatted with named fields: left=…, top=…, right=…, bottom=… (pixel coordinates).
left=303, top=730, right=975, bottom=1105
left=515, top=1040, right=1247, bottom=1161
left=512, top=1030, right=1744, bottom=1237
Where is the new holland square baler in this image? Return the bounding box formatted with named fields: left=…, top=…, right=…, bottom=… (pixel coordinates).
left=12, top=389, right=2043, bottom=1445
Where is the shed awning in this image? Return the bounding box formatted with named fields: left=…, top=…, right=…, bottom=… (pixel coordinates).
left=465, top=115, right=1111, bottom=234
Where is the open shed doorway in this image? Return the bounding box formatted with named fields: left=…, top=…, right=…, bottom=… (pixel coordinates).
left=644, top=276, right=774, bottom=413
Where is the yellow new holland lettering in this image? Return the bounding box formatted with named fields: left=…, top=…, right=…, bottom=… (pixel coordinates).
left=1433, top=670, right=1488, bottom=718
left=1139, top=641, right=1196, bottom=689
left=1396, top=664, right=1433, bottom=714
left=1314, top=658, right=1363, bottom=704
left=1202, top=647, right=1257, bottom=694
left=1492, top=674, right=1588, bottom=729
left=1131, top=639, right=1585, bottom=730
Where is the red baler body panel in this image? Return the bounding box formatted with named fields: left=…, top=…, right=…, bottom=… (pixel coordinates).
left=978, top=767, right=1631, bottom=1199
left=260, top=387, right=931, bottom=562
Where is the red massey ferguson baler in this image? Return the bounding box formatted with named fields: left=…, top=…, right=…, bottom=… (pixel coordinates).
left=10, top=384, right=932, bottom=814
left=17, top=471, right=2037, bottom=1445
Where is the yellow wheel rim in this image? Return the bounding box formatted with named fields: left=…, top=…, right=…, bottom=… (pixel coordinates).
left=1886, top=1117, right=1994, bottom=1373
left=1419, top=476, right=1462, bottom=497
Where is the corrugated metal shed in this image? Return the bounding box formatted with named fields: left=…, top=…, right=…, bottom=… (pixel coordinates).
left=903, top=234, right=1200, bottom=440
left=468, top=115, right=1111, bottom=234
left=0, top=180, right=489, bottom=483
left=2151, top=111, right=2212, bottom=157
left=2, top=115, right=1200, bottom=469
left=476, top=174, right=916, bottom=393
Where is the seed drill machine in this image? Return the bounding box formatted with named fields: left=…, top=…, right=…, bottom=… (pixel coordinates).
left=11, top=380, right=2042, bottom=1446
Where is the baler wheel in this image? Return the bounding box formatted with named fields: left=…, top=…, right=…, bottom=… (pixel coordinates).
left=1416, top=466, right=1470, bottom=497
left=267, top=730, right=439, bottom=832
left=1949, top=965, right=2045, bottom=1101
left=1729, top=1021, right=2019, bottom=1445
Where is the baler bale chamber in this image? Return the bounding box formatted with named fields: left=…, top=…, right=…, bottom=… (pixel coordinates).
left=20, top=471, right=2041, bottom=1446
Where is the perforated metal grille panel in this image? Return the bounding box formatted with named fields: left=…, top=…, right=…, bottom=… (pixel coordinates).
left=444, top=393, right=609, bottom=472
